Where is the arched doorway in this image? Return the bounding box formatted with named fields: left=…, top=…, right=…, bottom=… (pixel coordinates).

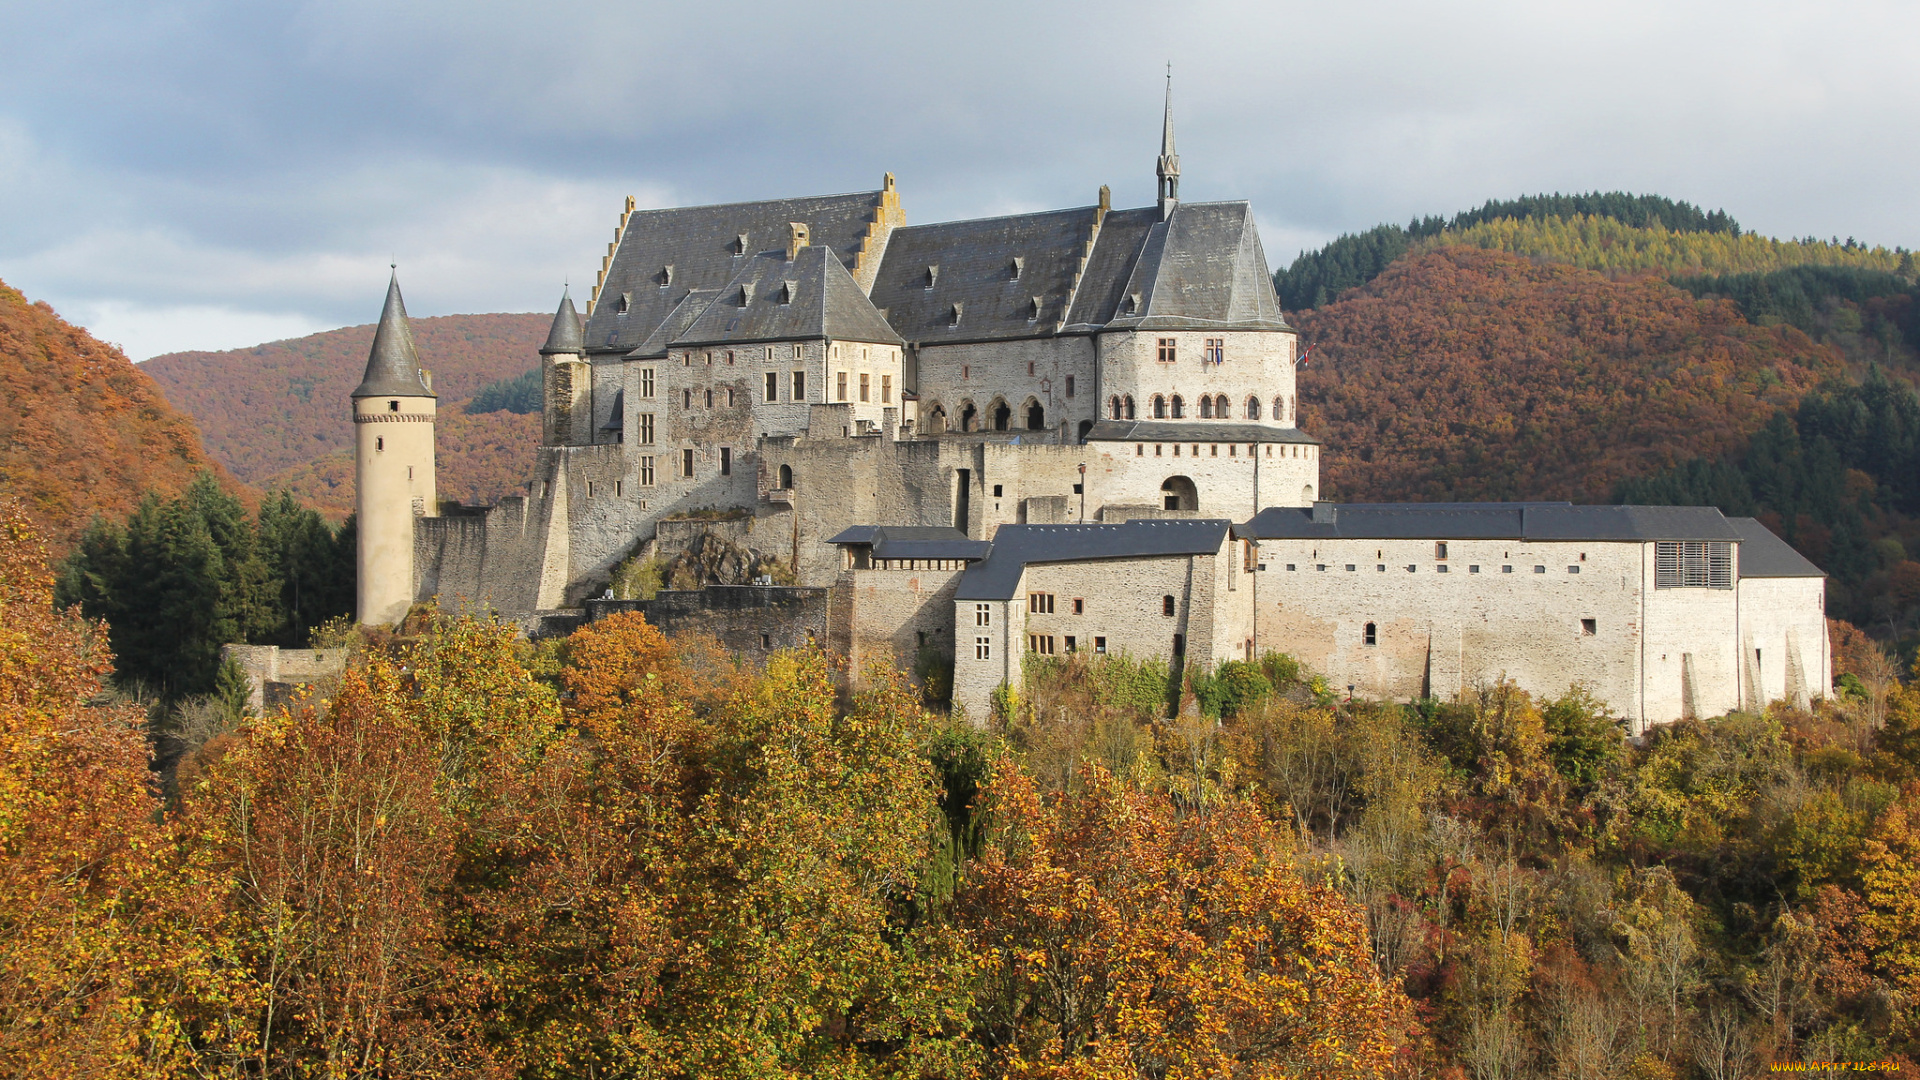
left=1161, top=475, right=1197, bottom=511
left=1077, top=419, right=1093, bottom=441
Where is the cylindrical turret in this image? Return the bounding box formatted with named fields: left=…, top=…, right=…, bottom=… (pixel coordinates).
left=540, top=288, right=590, bottom=446
left=352, top=271, right=437, bottom=626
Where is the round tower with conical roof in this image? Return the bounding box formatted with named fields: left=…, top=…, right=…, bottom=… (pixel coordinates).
left=540, top=288, right=589, bottom=446
left=352, top=271, right=437, bottom=625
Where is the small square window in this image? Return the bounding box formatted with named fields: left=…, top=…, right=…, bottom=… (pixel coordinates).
left=1316, top=564, right=1327, bottom=572
left=1503, top=565, right=1514, bottom=574
left=387, top=400, right=400, bottom=412
left=1377, top=564, right=1385, bottom=572
left=1072, top=597, right=1084, bottom=615
left=1534, top=565, right=1547, bottom=574
left=1469, top=565, right=1480, bottom=574
left=1345, top=564, right=1356, bottom=572
left=1064, top=635, right=1076, bottom=652
left=1286, top=563, right=1297, bottom=571
left=1437, top=564, right=1449, bottom=573
left=1406, top=565, right=1416, bottom=572
left=1581, top=618, right=1597, bottom=636
left=993, top=484, right=1004, bottom=497
left=1094, top=636, right=1107, bottom=654
left=1567, top=565, right=1580, bottom=574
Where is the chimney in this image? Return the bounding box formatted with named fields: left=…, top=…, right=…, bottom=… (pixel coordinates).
left=787, top=222, right=810, bottom=260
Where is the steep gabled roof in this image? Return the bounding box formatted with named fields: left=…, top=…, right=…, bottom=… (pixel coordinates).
left=869, top=206, right=1101, bottom=344
left=956, top=519, right=1233, bottom=600
left=668, top=245, right=903, bottom=348
left=583, top=190, right=889, bottom=355
left=351, top=272, right=435, bottom=398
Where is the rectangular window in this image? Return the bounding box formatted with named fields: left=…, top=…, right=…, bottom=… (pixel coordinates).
left=1655, top=541, right=1734, bottom=589
left=639, top=413, right=655, bottom=445
left=837, top=371, right=848, bottom=401
left=1581, top=618, right=1597, bottom=636
left=1534, top=565, right=1547, bottom=574
left=1028, top=592, right=1055, bottom=614
left=1470, top=565, right=1480, bottom=573
left=1065, top=375, right=1075, bottom=397
left=1072, top=597, right=1084, bottom=615
left=1567, top=565, right=1580, bottom=574
left=881, top=375, right=892, bottom=403
left=1157, top=337, right=1176, bottom=363
left=1027, top=634, right=1056, bottom=655
left=792, top=344, right=802, bottom=359
left=720, top=447, right=731, bottom=475
left=792, top=371, right=806, bottom=400
left=859, top=373, right=870, bottom=402
left=976, top=636, right=991, bottom=660
left=614, top=480, right=622, bottom=497
left=975, top=603, right=991, bottom=627
left=641, top=368, right=655, bottom=397
left=1203, top=338, right=1223, bottom=363
left=1437, top=565, right=1449, bottom=573
left=682, top=448, right=694, bottom=477
left=1435, top=541, right=1448, bottom=560
left=766, top=372, right=779, bottom=401
left=640, top=456, right=654, bottom=485
left=1064, top=636, right=1076, bottom=652
left=1094, top=636, right=1107, bottom=654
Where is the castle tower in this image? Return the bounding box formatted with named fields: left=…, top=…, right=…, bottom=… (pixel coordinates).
left=539, top=288, right=588, bottom=446
left=352, top=271, right=437, bottom=626
left=1156, top=70, right=1180, bottom=219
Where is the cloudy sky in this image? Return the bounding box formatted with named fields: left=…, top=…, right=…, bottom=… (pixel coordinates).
left=2, top=0, right=1915, bottom=361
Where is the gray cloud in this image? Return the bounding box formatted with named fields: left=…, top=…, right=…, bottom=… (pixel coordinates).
left=1, top=0, right=1914, bottom=359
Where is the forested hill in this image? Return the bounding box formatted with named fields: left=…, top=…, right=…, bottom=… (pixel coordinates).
left=144, top=313, right=548, bottom=517
left=0, top=278, right=242, bottom=551
left=1294, top=246, right=1841, bottom=504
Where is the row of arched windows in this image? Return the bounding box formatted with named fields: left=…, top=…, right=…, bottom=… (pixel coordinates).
left=1108, top=394, right=1292, bottom=422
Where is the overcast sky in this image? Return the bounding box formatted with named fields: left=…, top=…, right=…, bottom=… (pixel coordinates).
left=2, top=0, right=1915, bottom=361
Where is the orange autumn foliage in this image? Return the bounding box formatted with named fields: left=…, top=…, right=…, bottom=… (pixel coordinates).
left=0, top=503, right=179, bottom=1077
left=1293, top=246, right=1842, bottom=504
left=960, top=759, right=1411, bottom=1079
left=0, top=280, right=242, bottom=553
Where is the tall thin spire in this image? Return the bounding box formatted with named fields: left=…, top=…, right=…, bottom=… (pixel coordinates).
left=1156, top=64, right=1180, bottom=219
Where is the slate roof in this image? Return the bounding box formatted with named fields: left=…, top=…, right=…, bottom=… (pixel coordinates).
left=1071, top=201, right=1288, bottom=332
left=1083, top=419, right=1319, bottom=445
left=826, top=525, right=991, bottom=561
left=583, top=190, right=888, bottom=355
left=955, top=519, right=1233, bottom=601
left=868, top=206, right=1101, bottom=344
left=540, top=290, right=583, bottom=355
left=352, top=272, right=436, bottom=398
left=1239, top=502, right=1746, bottom=543
left=1729, top=518, right=1826, bottom=578
left=670, top=246, right=903, bottom=349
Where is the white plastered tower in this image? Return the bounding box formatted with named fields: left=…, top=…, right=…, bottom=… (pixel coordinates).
left=353, top=271, right=438, bottom=625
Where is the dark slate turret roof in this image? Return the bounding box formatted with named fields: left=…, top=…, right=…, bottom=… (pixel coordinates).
left=668, top=245, right=903, bottom=350
left=351, top=272, right=436, bottom=398
left=1090, top=201, right=1285, bottom=331
left=1729, top=518, right=1825, bottom=577
left=955, top=519, right=1233, bottom=601
left=1239, top=502, right=1744, bottom=542
left=583, top=190, right=890, bottom=355
left=540, top=289, right=583, bottom=355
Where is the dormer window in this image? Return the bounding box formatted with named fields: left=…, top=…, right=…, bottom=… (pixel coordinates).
left=734, top=233, right=749, bottom=255
left=739, top=282, right=754, bottom=305
left=949, top=302, right=963, bottom=327
left=1010, top=256, right=1025, bottom=280
left=1029, top=296, right=1043, bottom=321
left=1127, top=292, right=1142, bottom=315
left=780, top=281, right=796, bottom=306
left=617, top=292, right=632, bottom=315
left=659, top=265, right=674, bottom=287
left=925, top=265, right=939, bottom=289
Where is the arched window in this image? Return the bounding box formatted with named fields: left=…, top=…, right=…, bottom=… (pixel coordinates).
left=1169, top=395, right=1184, bottom=419
left=778, top=464, right=793, bottom=489
left=1025, top=399, right=1045, bottom=430
left=1364, top=622, right=1377, bottom=646
left=1110, top=395, right=1122, bottom=420
left=1199, top=396, right=1214, bottom=419
left=1160, top=475, right=1197, bottom=511
left=1246, top=396, right=1262, bottom=420
left=959, top=401, right=977, bottom=432
left=992, top=400, right=1011, bottom=431
left=1215, top=394, right=1231, bottom=417
left=1124, top=395, right=1136, bottom=419
left=1273, top=396, right=1286, bottom=424
left=1152, top=394, right=1167, bottom=419
left=1162, top=595, right=1176, bottom=617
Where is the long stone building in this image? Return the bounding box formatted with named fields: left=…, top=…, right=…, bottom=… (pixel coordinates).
left=346, top=90, right=1829, bottom=732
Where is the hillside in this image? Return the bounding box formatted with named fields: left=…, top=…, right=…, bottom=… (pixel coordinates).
left=1294, top=245, right=1843, bottom=504
left=144, top=312, right=548, bottom=515
left=0, top=278, right=241, bottom=551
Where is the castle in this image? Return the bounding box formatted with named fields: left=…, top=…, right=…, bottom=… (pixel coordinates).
left=344, top=91, right=1830, bottom=731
